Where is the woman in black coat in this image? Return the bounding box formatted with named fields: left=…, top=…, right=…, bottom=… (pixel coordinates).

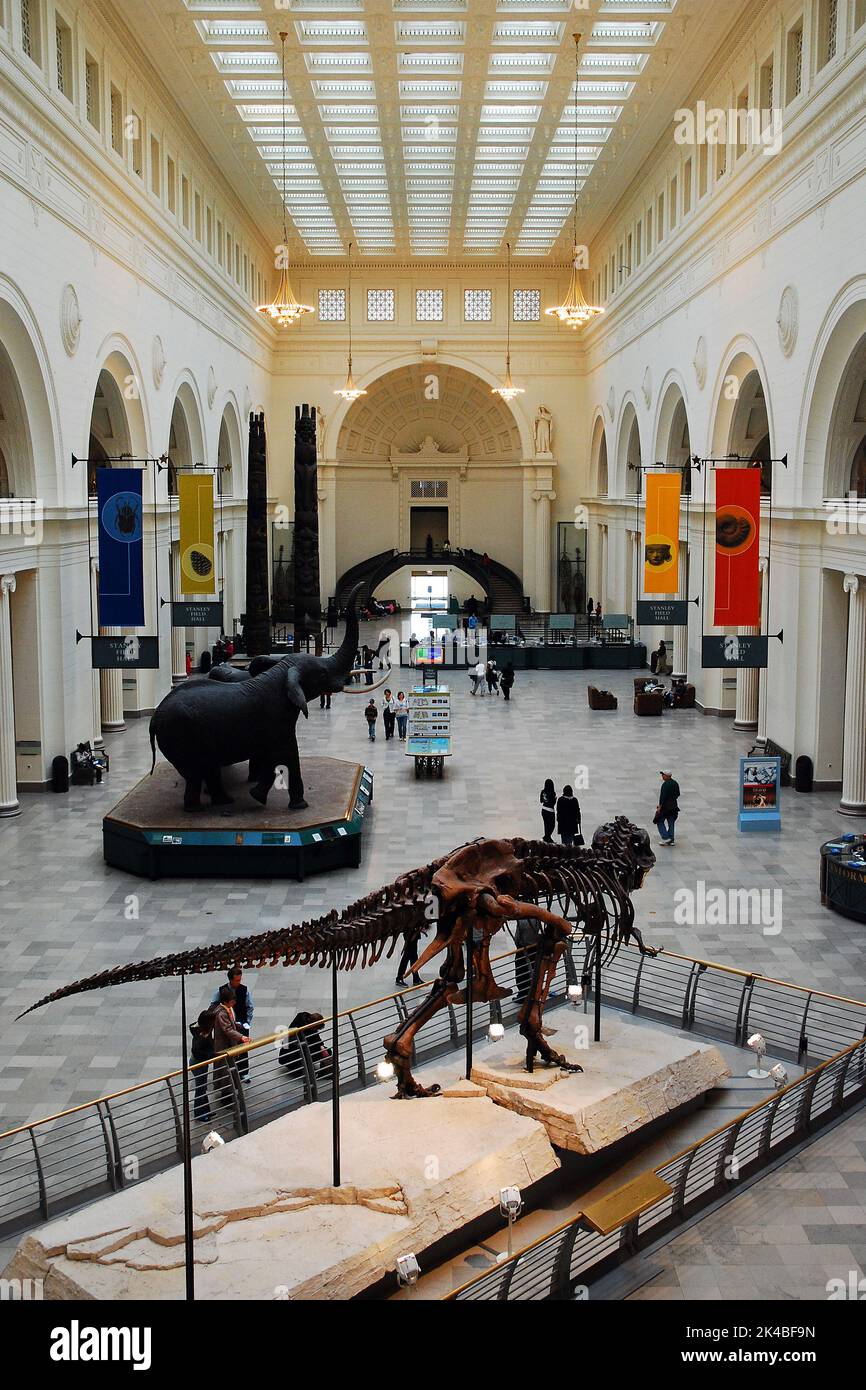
left=556, top=784, right=582, bottom=846
left=540, top=779, right=556, bottom=842
left=189, top=1010, right=216, bottom=1122
left=500, top=662, right=515, bottom=701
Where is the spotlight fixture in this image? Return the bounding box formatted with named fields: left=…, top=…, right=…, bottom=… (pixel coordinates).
left=488, top=1021, right=506, bottom=1042
left=201, top=1131, right=225, bottom=1154
left=496, top=1186, right=524, bottom=1262
left=256, top=33, right=315, bottom=328
left=396, top=1252, right=421, bottom=1288
left=492, top=242, right=524, bottom=403
left=567, top=983, right=583, bottom=1006
left=769, top=1062, right=788, bottom=1089
left=545, top=34, right=604, bottom=330
left=747, top=1032, right=770, bottom=1080
left=375, top=1058, right=396, bottom=1084
left=334, top=241, right=366, bottom=402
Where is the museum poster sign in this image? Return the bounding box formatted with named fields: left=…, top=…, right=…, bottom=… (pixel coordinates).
left=91, top=635, right=160, bottom=669
left=637, top=600, right=690, bottom=626
left=702, top=634, right=768, bottom=668
left=713, top=468, right=761, bottom=627
left=643, top=471, right=681, bottom=594
left=172, top=601, right=224, bottom=628
left=178, top=474, right=216, bottom=595
left=96, top=468, right=145, bottom=627
left=738, top=755, right=782, bottom=833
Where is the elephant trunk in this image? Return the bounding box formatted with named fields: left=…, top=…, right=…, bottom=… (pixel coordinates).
left=322, top=582, right=363, bottom=685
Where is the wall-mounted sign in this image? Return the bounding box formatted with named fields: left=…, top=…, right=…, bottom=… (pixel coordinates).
left=702, top=635, right=768, bottom=668
left=738, top=755, right=782, bottom=833
left=172, top=601, right=224, bottom=629
left=637, top=600, right=690, bottom=626
left=91, top=635, right=160, bottom=669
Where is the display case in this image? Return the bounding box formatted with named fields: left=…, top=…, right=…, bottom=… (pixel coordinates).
left=556, top=522, right=588, bottom=614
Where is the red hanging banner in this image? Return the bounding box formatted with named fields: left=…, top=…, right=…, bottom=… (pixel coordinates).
left=713, top=468, right=760, bottom=627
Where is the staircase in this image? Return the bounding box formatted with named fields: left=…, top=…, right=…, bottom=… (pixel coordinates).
left=334, top=548, right=528, bottom=615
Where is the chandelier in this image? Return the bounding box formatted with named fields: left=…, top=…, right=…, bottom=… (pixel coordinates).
left=256, top=33, right=315, bottom=328
left=492, top=242, right=524, bottom=403
left=545, top=33, right=604, bottom=331
left=334, top=242, right=366, bottom=402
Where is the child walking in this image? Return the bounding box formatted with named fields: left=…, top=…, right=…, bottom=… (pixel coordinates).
left=364, top=699, right=378, bottom=741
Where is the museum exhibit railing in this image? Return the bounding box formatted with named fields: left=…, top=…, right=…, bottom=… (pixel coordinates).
left=0, top=940, right=864, bottom=1250
left=444, top=1029, right=866, bottom=1301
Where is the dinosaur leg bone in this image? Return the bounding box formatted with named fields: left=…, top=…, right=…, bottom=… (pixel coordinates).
left=383, top=938, right=464, bottom=1099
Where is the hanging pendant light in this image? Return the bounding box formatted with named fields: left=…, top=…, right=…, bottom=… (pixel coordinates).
left=256, top=32, right=314, bottom=328
left=492, top=242, right=524, bottom=403
left=335, top=242, right=366, bottom=402
left=545, top=33, right=604, bottom=331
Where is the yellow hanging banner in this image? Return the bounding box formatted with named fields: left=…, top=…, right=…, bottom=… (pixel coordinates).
left=178, top=474, right=216, bottom=595
left=643, top=472, right=681, bottom=595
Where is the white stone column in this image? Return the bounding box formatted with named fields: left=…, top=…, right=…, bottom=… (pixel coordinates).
left=170, top=544, right=187, bottom=683
left=0, top=575, right=20, bottom=817
left=532, top=489, right=555, bottom=611
left=99, top=628, right=126, bottom=733
left=756, top=558, right=769, bottom=745
left=89, top=562, right=104, bottom=747
left=318, top=464, right=337, bottom=605
left=840, top=573, right=866, bottom=815
left=672, top=543, right=689, bottom=679
left=733, top=624, right=760, bottom=731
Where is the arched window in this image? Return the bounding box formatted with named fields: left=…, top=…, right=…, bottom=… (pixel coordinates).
left=750, top=432, right=772, bottom=497
left=0, top=448, right=10, bottom=498
left=850, top=435, right=866, bottom=498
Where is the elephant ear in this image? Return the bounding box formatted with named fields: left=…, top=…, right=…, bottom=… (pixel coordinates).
left=285, top=665, right=309, bottom=718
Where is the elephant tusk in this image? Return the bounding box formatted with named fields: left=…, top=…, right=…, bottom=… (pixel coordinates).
left=341, top=665, right=394, bottom=694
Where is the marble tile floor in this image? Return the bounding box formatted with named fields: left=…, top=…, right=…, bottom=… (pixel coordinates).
left=0, top=662, right=863, bottom=1135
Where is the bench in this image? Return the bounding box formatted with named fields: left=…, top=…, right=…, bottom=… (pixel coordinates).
left=749, top=738, right=792, bottom=787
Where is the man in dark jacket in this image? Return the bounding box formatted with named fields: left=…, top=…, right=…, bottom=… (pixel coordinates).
left=657, top=770, right=681, bottom=845
left=556, top=786, right=582, bottom=846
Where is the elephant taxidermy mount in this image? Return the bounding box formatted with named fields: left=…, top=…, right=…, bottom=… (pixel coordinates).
left=148, top=584, right=388, bottom=812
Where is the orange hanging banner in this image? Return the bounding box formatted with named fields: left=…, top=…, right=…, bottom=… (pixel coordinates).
left=643, top=472, right=681, bottom=594
left=713, top=468, right=760, bottom=626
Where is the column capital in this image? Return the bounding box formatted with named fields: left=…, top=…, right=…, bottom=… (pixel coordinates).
left=0, top=574, right=16, bottom=598
left=843, top=572, right=861, bottom=596
left=531, top=488, right=556, bottom=503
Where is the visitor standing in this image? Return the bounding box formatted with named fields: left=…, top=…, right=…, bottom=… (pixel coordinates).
left=319, top=690, right=331, bottom=709
left=189, top=1010, right=215, bottom=1122
left=364, top=698, right=378, bottom=741
left=212, top=985, right=248, bottom=1107
left=211, top=968, right=254, bottom=1084
left=586, top=597, right=594, bottom=624
left=501, top=662, right=515, bottom=701
left=540, top=779, right=556, bottom=842
left=395, top=691, right=409, bottom=739
left=656, top=769, right=681, bottom=846
left=382, top=688, right=396, bottom=740
left=513, top=920, right=540, bottom=1001
left=473, top=659, right=487, bottom=695
left=556, top=785, right=582, bottom=846
left=363, top=645, right=374, bottom=686
left=595, top=601, right=602, bottom=625
left=395, top=925, right=426, bottom=987
left=486, top=659, right=499, bottom=695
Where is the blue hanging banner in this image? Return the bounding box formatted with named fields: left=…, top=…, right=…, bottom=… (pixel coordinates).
left=97, top=468, right=145, bottom=627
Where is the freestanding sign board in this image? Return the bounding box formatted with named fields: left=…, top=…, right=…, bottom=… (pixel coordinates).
left=738, top=755, right=782, bottom=833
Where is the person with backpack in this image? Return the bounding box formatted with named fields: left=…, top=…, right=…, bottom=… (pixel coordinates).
left=556, top=785, right=582, bottom=846
left=189, top=1010, right=216, bottom=1122
left=540, top=779, right=556, bottom=842
left=364, top=698, right=378, bottom=741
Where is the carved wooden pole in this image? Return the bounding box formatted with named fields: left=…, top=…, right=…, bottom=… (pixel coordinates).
left=244, top=412, right=270, bottom=657
left=293, top=404, right=322, bottom=652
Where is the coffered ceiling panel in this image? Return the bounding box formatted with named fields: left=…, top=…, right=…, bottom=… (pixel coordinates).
left=132, top=0, right=753, bottom=263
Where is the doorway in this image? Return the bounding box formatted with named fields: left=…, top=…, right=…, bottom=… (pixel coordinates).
left=410, top=506, right=449, bottom=553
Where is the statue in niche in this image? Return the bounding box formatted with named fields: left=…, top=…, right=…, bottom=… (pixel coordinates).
left=559, top=552, right=572, bottom=612
left=534, top=405, right=554, bottom=457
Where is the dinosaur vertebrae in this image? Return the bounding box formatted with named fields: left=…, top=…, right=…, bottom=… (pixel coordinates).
left=19, top=823, right=650, bottom=1017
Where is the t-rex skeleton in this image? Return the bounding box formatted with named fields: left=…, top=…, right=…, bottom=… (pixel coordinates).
left=20, top=817, right=657, bottom=1099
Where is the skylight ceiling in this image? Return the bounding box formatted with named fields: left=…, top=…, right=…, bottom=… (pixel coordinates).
left=173, top=0, right=690, bottom=261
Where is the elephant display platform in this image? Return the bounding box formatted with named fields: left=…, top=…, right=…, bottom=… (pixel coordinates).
left=102, top=757, right=373, bottom=881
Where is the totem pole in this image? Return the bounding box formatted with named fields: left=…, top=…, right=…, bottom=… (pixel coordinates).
left=293, top=403, right=322, bottom=652
left=244, top=412, right=270, bottom=657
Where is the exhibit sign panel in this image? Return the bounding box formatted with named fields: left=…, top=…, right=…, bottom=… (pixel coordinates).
left=702, top=635, right=768, bottom=668
left=738, top=755, right=782, bottom=833
left=713, top=468, right=761, bottom=626
left=96, top=468, right=145, bottom=627
left=90, top=635, right=160, bottom=669
left=637, top=600, right=690, bottom=626
left=172, top=601, right=224, bottom=628
left=643, top=472, right=681, bottom=594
